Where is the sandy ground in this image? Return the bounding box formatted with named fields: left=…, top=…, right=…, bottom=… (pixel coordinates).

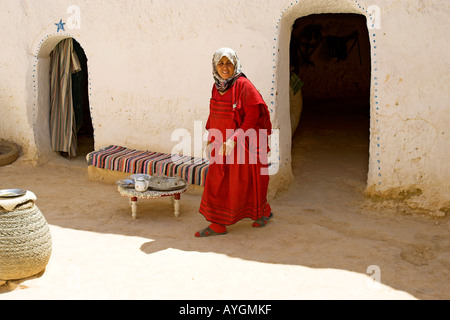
left=0, top=110, right=449, bottom=300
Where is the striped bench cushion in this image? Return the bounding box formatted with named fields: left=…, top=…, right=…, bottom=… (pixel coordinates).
left=87, top=145, right=209, bottom=186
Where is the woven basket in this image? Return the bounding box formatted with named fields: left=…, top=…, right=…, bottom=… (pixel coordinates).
left=0, top=193, right=52, bottom=281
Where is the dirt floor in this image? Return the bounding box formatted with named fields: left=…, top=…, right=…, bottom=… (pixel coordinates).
left=0, top=109, right=449, bottom=300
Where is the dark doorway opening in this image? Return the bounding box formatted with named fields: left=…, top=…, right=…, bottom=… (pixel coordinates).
left=71, top=39, right=94, bottom=159
left=289, top=13, right=371, bottom=200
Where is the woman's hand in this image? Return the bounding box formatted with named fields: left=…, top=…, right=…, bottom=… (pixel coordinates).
left=204, top=142, right=213, bottom=160
left=219, top=139, right=236, bottom=156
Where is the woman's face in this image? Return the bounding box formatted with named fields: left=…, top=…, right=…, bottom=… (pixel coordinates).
left=216, top=56, right=235, bottom=80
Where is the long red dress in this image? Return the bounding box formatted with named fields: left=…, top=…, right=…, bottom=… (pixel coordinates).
left=199, top=76, right=272, bottom=226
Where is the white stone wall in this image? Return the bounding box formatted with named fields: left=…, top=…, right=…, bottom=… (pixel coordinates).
left=364, top=0, right=450, bottom=214
left=0, top=0, right=448, bottom=213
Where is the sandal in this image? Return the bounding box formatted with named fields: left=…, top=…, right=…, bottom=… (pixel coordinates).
left=195, top=227, right=227, bottom=237
left=252, top=212, right=274, bottom=228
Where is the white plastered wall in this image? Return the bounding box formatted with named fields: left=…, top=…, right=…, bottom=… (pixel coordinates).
left=0, top=0, right=449, bottom=214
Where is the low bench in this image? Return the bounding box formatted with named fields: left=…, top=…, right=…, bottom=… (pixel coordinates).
left=86, top=145, right=209, bottom=192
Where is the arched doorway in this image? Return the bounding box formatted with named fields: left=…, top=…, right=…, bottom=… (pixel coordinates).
left=287, top=12, right=372, bottom=202
left=35, top=36, right=93, bottom=161
left=49, top=38, right=93, bottom=159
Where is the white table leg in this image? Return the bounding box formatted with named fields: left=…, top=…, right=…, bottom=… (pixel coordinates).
left=130, top=197, right=138, bottom=219
left=173, top=193, right=181, bottom=217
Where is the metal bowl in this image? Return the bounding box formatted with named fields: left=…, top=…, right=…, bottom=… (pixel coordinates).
left=0, top=189, right=27, bottom=198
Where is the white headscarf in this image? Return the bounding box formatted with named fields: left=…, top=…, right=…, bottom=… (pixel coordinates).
left=212, top=47, right=244, bottom=92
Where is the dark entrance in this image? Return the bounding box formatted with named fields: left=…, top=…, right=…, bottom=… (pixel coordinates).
left=289, top=14, right=371, bottom=199
left=71, top=39, right=94, bottom=158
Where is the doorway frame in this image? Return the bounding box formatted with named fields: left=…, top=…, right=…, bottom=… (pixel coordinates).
left=31, top=33, right=93, bottom=164
left=270, top=0, right=379, bottom=189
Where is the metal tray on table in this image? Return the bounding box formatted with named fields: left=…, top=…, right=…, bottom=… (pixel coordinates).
left=147, top=176, right=187, bottom=191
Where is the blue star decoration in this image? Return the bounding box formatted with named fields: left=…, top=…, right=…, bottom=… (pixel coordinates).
left=55, top=19, right=65, bottom=32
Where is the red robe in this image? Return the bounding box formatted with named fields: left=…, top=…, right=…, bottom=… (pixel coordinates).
left=199, top=76, right=272, bottom=226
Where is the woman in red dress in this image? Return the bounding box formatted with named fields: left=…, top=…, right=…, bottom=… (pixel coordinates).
left=195, top=48, right=273, bottom=237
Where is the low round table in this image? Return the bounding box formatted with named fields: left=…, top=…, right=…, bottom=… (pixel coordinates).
left=118, top=184, right=188, bottom=219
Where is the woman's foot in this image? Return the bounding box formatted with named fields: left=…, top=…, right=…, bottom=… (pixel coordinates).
left=195, top=223, right=227, bottom=237
left=252, top=212, right=274, bottom=228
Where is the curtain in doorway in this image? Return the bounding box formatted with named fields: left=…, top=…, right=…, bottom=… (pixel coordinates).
left=49, top=38, right=81, bottom=158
